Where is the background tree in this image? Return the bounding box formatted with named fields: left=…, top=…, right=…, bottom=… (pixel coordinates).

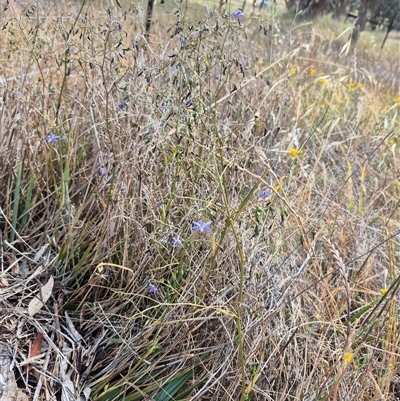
left=351, top=0, right=370, bottom=43
left=332, top=0, right=347, bottom=19
left=145, top=0, right=155, bottom=38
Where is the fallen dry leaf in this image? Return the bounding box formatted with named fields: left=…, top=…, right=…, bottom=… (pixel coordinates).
left=28, top=276, right=54, bottom=317
left=23, top=333, right=44, bottom=375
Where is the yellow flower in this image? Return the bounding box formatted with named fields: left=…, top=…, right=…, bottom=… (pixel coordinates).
left=344, top=352, right=353, bottom=364
left=320, top=104, right=326, bottom=109
left=289, top=67, right=297, bottom=75
left=309, top=67, right=316, bottom=76
left=348, top=82, right=356, bottom=89
left=318, top=78, right=327, bottom=84
left=148, top=86, right=154, bottom=93
left=395, top=96, right=400, bottom=103
left=357, top=83, right=363, bottom=89
left=288, top=148, right=303, bottom=159
left=380, top=288, right=388, bottom=295
left=258, top=59, right=264, bottom=65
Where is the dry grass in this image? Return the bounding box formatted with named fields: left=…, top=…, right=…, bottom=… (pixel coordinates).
left=0, top=1, right=399, bottom=400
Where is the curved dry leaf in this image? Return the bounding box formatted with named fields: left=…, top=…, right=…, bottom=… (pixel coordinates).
left=28, top=276, right=54, bottom=317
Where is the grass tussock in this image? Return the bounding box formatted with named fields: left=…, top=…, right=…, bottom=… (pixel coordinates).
left=0, top=1, right=399, bottom=400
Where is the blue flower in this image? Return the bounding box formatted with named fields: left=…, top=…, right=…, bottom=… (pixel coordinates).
left=192, top=221, right=211, bottom=232
left=99, top=167, right=107, bottom=175
left=117, top=103, right=125, bottom=110
left=77, top=14, right=85, bottom=21
left=171, top=235, right=182, bottom=247
left=44, top=133, right=59, bottom=143
left=215, top=74, right=221, bottom=81
left=190, top=31, right=199, bottom=38
left=231, top=10, right=244, bottom=20
left=148, top=284, right=158, bottom=294
left=184, top=99, right=192, bottom=107
left=180, top=36, right=185, bottom=44
left=114, top=22, right=122, bottom=30
left=260, top=189, right=272, bottom=199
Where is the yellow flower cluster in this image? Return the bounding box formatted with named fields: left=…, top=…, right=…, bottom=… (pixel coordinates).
left=288, top=148, right=303, bottom=159
left=344, top=352, right=353, bottom=364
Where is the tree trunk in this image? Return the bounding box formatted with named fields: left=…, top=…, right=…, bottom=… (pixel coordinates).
left=145, top=0, right=155, bottom=39
left=333, top=0, right=346, bottom=20
left=381, top=11, right=398, bottom=49
left=351, top=0, right=369, bottom=44
left=309, top=0, right=328, bottom=18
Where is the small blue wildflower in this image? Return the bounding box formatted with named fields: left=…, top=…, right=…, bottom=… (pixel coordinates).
left=192, top=221, right=211, bottom=233
left=117, top=103, right=125, bottom=110
left=13, top=91, right=20, bottom=97
left=66, top=67, right=71, bottom=76
left=114, top=22, right=122, bottom=30
left=148, top=284, right=158, bottom=294
left=99, top=167, right=107, bottom=175
left=44, top=133, right=59, bottom=143
left=180, top=36, right=185, bottom=44
left=190, top=31, right=199, bottom=38
left=84, top=130, right=90, bottom=137
left=260, top=189, right=272, bottom=199
left=171, top=235, right=182, bottom=247
left=77, top=13, right=85, bottom=21
left=131, top=40, right=138, bottom=50
left=62, top=32, right=68, bottom=41
left=215, top=74, right=221, bottom=81
left=231, top=10, right=244, bottom=20
left=184, top=99, right=192, bottom=107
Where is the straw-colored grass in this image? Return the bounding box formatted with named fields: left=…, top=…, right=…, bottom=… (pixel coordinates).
left=0, top=1, right=399, bottom=400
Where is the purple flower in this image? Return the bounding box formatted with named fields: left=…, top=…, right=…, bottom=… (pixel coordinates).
left=117, top=103, right=125, bottom=110
left=231, top=10, right=244, bottom=20
left=180, top=36, right=185, bottom=44
left=77, top=14, right=85, bottom=21
left=184, top=99, right=192, bottom=107
left=171, top=235, right=182, bottom=247
left=260, top=189, right=272, bottom=199
left=62, top=32, right=68, bottom=41
left=99, top=167, right=107, bottom=175
left=192, top=221, right=211, bottom=233
left=114, top=22, right=122, bottom=30
left=215, top=74, right=221, bottom=81
left=44, top=133, right=59, bottom=143
left=190, top=31, right=199, bottom=38
left=148, top=284, right=158, bottom=294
